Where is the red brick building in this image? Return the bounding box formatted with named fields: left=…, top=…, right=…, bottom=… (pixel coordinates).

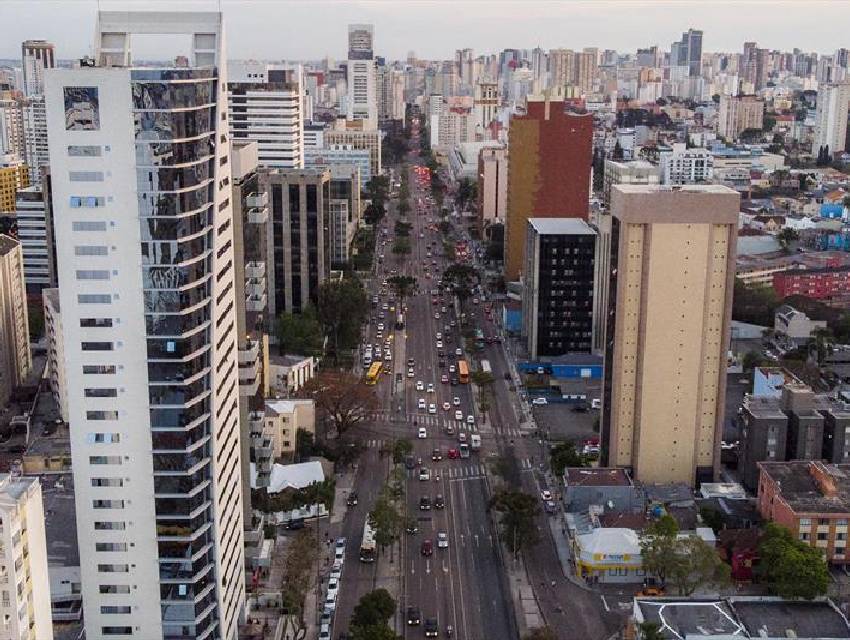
left=773, top=266, right=850, bottom=300
left=504, top=93, right=593, bottom=280
left=757, top=460, right=850, bottom=564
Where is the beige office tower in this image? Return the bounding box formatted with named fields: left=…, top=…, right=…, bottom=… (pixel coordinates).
left=602, top=185, right=739, bottom=486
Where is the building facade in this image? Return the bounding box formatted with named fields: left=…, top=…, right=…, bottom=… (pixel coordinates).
left=43, top=288, right=68, bottom=422
left=14, top=184, right=56, bottom=292
left=324, top=128, right=381, bottom=178
left=0, top=153, right=28, bottom=212
left=0, top=235, right=31, bottom=406
left=0, top=473, right=54, bottom=640
left=477, top=145, right=507, bottom=229
left=603, top=185, right=739, bottom=486
left=346, top=24, right=377, bottom=128
left=660, top=143, right=714, bottom=185
left=260, top=167, right=331, bottom=316
left=45, top=11, right=245, bottom=639
left=814, top=83, right=850, bottom=157
left=22, top=39, right=55, bottom=96
left=602, top=160, right=661, bottom=208
left=523, top=218, right=596, bottom=359
left=504, top=92, right=593, bottom=280
left=303, top=145, right=370, bottom=189
left=773, top=266, right=850, bottom=300
left=227, top=62, right=304, bottom=169
left=328, top=164, right=361, bottom=267
left=718, top=95, right=764, bottom=140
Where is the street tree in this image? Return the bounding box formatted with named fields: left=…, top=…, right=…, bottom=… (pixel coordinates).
left=549, top=442, right=588, bottom=476
left=369, top=492, right=402, bottom=555
left=758, top=523, right=829, bottom=599
left=298, top=371, right=380, bottom=437
left=394, top=220, right=412, bottom=236
left=275, top=305, right=323, bottom=357
left=317, top=277, right=368, bottom=361
left=387, top=275, right=417, bottom=303
left=442, top=262, right=478, bottom=309
left=638, top=622, right=666, bottom=640
left=777, top=227, right=799, bottom=253
left=278, top=529, right=319, bottom=636
left=523, top=627, right=556, bottom=640
left=392, top=238, right=411, bottom=255
left=350, top=625, right=400, bottom=640
left=391, top=438, right=414, bottom=464
left=489, top=489, right=540, bottom=556
left=350, top=588, right=397, bottom=628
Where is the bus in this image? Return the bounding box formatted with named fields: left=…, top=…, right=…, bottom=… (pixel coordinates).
left=365, top=361, right=382, bottom=385
left=395, top=312, right=404, bottom=330
left=457, top=359, right=469, bottom=384
left=480, top=360, right=492, bottom=375
left=360, top=519, right=377, bottom=562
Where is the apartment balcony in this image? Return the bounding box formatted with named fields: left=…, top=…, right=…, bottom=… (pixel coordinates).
left=246, top=276, right=266, bottom=298
left=240, top=375, right=260, bottom=398
left=246, top=293, right=267, bottom=312
left=249, top=411, right=264, bottom=433
left=252, top=436, right=273, bottom=459
left=254, top=468, right=271, bottom=489
left=238, top=339, right=260, bottom=365
left=245, top=261, right=266, bottom=280
left=246, top=192, right=268, bottom=209
left=247, top=206, right=269, bottom=224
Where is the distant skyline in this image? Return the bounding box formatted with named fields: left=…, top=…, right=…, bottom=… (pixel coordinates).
left=3, top=0, right=850, bottom=62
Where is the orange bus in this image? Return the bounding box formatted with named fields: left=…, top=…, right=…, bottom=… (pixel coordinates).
left=365, top=361, right=382, bottom=385
left=457, top=360, right=469, bottom=384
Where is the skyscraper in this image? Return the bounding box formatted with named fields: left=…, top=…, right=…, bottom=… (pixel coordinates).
left=677, top=29, right=703, bottom=77
left=228, top=62, right=305, bottom=169
left=346, top=24, right=377, bottom=127
left=45, top=11, right=245, bottom=639
left=0, top=235, right=31, bottom=406
left=504, top=91, right=592, bottom=280
left=814, top=83, right=850, bottom=157
left=21, top=39, right=55, bottom=96
left=602, top=185, right=739, bottom=486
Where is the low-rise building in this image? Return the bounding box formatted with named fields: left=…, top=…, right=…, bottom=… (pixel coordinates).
left=602, top=159, right=661, bottom=208
left=774, top=304, right=828, bottom=342
left=773, top=265, right=850, bottom=301
left=562, top=467, right=641, bottom=513
left=264, top=399, right=316, bottom=458
left=757, top=460, right=850, bottom=564
left=267, top=354, right=316, bottom=396
left=0, top=153, right=28, bottom=212
left=659, top=143, right=713, bottom=185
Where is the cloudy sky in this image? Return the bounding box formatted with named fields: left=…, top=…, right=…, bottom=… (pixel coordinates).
left=2, top=0, right=848, bottom=62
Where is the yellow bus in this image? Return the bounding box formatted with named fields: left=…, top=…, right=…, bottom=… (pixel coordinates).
left=457, top=359, right=469, bottom=384
left=365, top=361, right=383, bottom=385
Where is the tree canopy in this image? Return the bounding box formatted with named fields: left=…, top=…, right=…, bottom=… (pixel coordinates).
left=275, top=304, right=323, bottom=357
left=318, top=277, right=368, bottom=361
left=549, top=442, right=588, bottom=476
left=757, top=523, right=829, bottom=599
left=298, top=371, right=380, bottom=437
left=489, top=489, right=540, bottom=556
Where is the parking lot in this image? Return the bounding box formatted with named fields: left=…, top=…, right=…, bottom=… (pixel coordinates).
left=531, top=403, right=600, bottom=444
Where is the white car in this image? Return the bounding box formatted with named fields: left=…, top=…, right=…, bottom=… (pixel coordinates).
left=455, top=348, right=462, bottom=356
left=436, top=332, right=443, bottom=340
left=466, top=415, right=474, bottom=425
left=327, top=577, right=340, bottom=599
left=416, top=381, right=425, bottom=391
left=407, top=368, right=415, bottom=378
left=532, top=397, right=548, bottom=406
left=449, top=365, right=456, bottom=374
left=437, top=532, right=449, bottom=548
left=324, top=594, right=337, bottom=612
left=427, top=383, right=435, bottom=394
left=442, top=401, right=451, bottom=411
left=436, top=340, right=443, bottom=349
left=540, top=490, right=553, bottom=501
left=419, top=467, right=430, bottom=481
left=454, top=410, right=463, bottom=421
left=377, top=323, right=385, bottom=331
left=384, top=352, right=392, bottom=362
left=418, top=426, right=427, bottom=438
left=319, top=624, right=331, bottom=640
left=434, top=313, right=440, bottom=320
left=418, top=398, right=426, bottom=410
left=453, top=397, right=461, bottom=406
left=428, top=403, right=437, bottom=415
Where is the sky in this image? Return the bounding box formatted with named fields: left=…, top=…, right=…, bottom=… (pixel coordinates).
left=2, top=0, right=850, bottom=62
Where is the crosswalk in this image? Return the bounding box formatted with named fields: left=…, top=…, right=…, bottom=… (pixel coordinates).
left=367, top=411, right=520, bottom=437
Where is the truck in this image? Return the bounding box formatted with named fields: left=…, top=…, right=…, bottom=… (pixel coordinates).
left=480, top=360, right=491, bottom=375
left=469, top=434, right=481, bottom=450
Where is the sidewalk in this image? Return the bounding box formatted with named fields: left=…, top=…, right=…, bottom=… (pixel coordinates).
left=330, top=468, right=356, bottom=525
left=375, top=540, right=404, bottom=634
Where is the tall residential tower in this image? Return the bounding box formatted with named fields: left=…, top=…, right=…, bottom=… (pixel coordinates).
left=45, top=12, right=245, bottom=639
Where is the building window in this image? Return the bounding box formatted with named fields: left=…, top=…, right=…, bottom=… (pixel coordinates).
left=68, top=145, right=102, bottom=157
left=83, top=365, right=116, bottom=374
left=75, top=246, right=109, bottom=256
left=76, top=270, right=110, bottom=280
left=86, top=410, right=118, bottom=421
left=95, top=542, right=127, bottom=553
left=84, top=388, right=118, bottom=398
left=69, top=171, right=105, bottom=182
left=92, top=499, right=124, bottom=509
left=72, top=221, right=107, bottom=232
left=64, top=86, right=100, bottom=131
left=80, top=318, right=113, bottom=328
left=89, top=456, right=121, bottom=465
left=78, top=294, right=112, bottom=304
left=69, top=196, right=105, bottom=208
left=81, top=341, right=113, bottom=351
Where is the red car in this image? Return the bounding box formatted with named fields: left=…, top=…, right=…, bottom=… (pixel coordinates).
left=447, top=448, right=460, bottom=459
left=421, top=539, right=433, bottom=556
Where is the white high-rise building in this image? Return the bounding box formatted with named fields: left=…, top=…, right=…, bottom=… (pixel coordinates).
left=45, top=11, right=245, bottom=640
left=228, top=62, right=304, bottom=169
left=660, top=143, right=714, bottom=185
left=22, top=96, right=48, bottom=186
left=814, top=83, right=850, bottom=157
left=346, top=24, right=377, bottom=128
left=0, top=473, right=54, bottom=640
left=21, top=40, right=55, bottom=97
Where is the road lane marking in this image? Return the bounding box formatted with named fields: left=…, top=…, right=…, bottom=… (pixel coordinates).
left=426, top=559, right=431, bottom=574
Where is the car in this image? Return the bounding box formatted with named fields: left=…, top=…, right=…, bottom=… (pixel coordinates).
left=466, top=415, right=474, bottom=425
left=436, top=332, right=442, bottom=340
left=346, top=491, right=358, bottom=506
left=453, top=397, right=461, bottom=406
left=320, top=611, right=333, bottom=627
left=327, top=577, right=340, bottom=599
left=591, top=398, right=602, bottom=410
left=437, top=350, right=445, bottom=358
left=473, top=298, right=479, bottom=305
left=438, top=359, right=446, bottom=368
left=406, top=520, right=420, bottom=534
left=434, top=313, right=440, bottom=319
left=454, top=410, right=463, bottom=421
left=544, top=500, right=558, bottom=515
left=416, top=380, right=425, bottom=391
left=319, top=625, right=331, bottom=640
left=458, top=432, right=467, bottom=444
left=384, top=353, right=392, bottom=362
left=435, top=494, right=445, bottom=509
left=419, top=468, right=431, bottom=481
left=540, top=490, right=553, bottom=501
left=421, top=539, right=433, bottom=556
left=329, top=567, right=342, bottom=581
left=449, top=365, right=456, bottom=374
left=447, top=448, right=459, bottom=459
left=427, top=383, right=435, bottom=394
left=428, top=404, right=436, bottom=415
left=286, top=518, right=305, bottom=530
left=405, top=455, right=416, bottom=470
left=437, top=532, right=449, bottom=548
left=407, top=607, right=422, bottom=626
left=571, top=403, right=589, bottom=413
left=377, top=323, right=385, bottom=331
left=450, top=320, right=456, bottom=327
left=418, top=398, right=427, bottom=410
left=418, top=426, right=427, bottom=439
left=432, top=449, right=442, bottom=461
left=424, top=619, right=439, bottom=637
left=436, top=340, right=443, bottom=349
left=446, top=423, right=454, bottom=435
left=531, top=397, right=548, bottom=406
left=419, top=496, right=432, bottom=511
left=442, top=401, right=451, bottom=411
left=441, top=306, right=447, bottom=313
left=408, top=368, right=415, bottom=378
left=441, top=374, right=449, bottom=384
left=407, top=358, right=415, bottom=367
left=455, top=348, right=462, bottom=356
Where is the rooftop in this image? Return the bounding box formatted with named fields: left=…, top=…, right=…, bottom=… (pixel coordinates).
left=565, top=467, right=632, bottom=487
left=0, top=234, right=19, bottom=256
left=265, top=398, right=314, bottom=416
left=637, top=599, right=746, bottom=638
left=731, top=598, right=850, bottom=638
left=43, top=475, right=79, bottom=567
left=527, top=217, right=596, bottom=236
left=759, top=461, right=850, bottom=514
left=269, top=353, right=314, bottom=367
